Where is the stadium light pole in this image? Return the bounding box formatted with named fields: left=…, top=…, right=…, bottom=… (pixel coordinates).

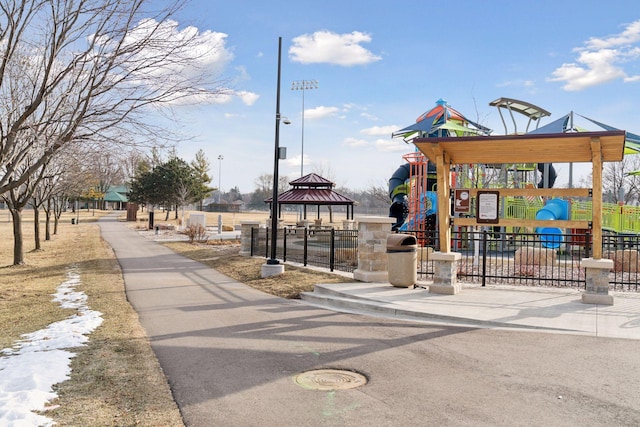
left=217, top=154, right=223, bottom=204
left=291, top=79, right=318, bottom=177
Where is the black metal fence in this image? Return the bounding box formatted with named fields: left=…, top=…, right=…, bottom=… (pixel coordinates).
left=250, top=225, right=640, bottom=291
left=407, top=228, right=639, bottom=291
left=251, top=227, right=358, bottom=273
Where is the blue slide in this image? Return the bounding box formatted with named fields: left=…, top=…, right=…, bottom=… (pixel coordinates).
left=535, top=198, right=569, bottom=249
left=388, top=162, right=437, bottom=231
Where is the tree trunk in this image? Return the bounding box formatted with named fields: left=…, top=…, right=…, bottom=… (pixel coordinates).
left=33, top=207, right=41, bottom=250
left=164, top=208, right=170, bottom=221
left=45, top=210, right=52, bottom=241
left=11, top=209, right=24, bottom=265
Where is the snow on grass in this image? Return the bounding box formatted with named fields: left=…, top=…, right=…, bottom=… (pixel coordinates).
left=0, top=269, right=103, bottom=426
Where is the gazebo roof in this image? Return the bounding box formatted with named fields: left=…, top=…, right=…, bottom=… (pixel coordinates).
left=289, top=173, right=335, bottom=188
left=268, top=188, right=355, bottom=205
left=264, top=173, right=355, bottom=206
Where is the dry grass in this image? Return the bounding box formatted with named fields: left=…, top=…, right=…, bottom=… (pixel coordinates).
left=163, top=240, right=357, bottom=299
left=0, top=210, right=183, bottom=426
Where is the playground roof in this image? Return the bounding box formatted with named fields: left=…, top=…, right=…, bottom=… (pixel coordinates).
left=392, top=99, right=491, bottom=139
left=413, top=130, right=626, bottom=165
left=528, top=112, right=640, bottom=153
left=489, top=97, right=551, bottom=120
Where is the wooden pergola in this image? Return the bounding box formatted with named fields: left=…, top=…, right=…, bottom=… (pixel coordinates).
left=413, top=130, right=627, bottom=259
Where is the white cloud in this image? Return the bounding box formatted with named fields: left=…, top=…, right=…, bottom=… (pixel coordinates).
left=289, top=30, right=382, bottom=66
left=236, top=90, right=259, bottom=106
left=285, top=154, right=308, bottom=169
left=585, top=20, right=640, bottom=49
left=548, top=19, right=640, bottom=91
left=360, top=125, right=398, bottom=136
left=305, top=105, right=340, bottom=119
left=343, top=137, right=368, bottom=148
left=104, top=18, right=237, bottom=105
left=360, top=112, right=379, bottom=121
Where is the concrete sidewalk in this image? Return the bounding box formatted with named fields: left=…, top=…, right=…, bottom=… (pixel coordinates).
left=301, top=282, right=640, bottom=340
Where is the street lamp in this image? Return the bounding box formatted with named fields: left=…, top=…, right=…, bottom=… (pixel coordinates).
left=291, top=79, right=318, bottom=177
left=264, top=36, right=286, bottom=274
left=217, top=154, right=223, bottom=204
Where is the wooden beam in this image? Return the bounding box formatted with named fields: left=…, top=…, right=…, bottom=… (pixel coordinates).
left=436, top=155, right=451, bottom=253
left=452, top=217, right=590, bottom=230
left=591, top=137, right=603, bottom=259
left=464, top=188, right=591, bottom=197
left=413, top=131, right=625, bottom=164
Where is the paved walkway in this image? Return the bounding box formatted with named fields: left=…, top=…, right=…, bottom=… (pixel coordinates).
left=98, top=213, right=640, bottom=426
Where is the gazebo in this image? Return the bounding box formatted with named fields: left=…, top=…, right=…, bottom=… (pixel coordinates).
left=265, top=173, right=356, bottom=222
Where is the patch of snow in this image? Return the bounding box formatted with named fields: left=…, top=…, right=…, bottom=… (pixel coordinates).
left=0, top=269, right=103, bottom=426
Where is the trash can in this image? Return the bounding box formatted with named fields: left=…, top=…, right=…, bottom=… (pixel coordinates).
left=387, top=234, right=417, bottom=287
left=71, top=218, right=76, bottom=225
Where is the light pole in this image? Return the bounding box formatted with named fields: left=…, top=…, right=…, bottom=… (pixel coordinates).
left=291, top=79, right=318, bottom=177
left=217, top=154, right=223, bottom=204
left=267, top=37, right=284, bottom=267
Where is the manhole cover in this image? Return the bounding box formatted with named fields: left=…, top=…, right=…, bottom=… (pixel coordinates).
left=294, top=369, right=367, bottom=391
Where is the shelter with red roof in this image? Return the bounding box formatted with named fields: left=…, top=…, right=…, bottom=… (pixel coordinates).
left=265, top=173, right=356, bottom=222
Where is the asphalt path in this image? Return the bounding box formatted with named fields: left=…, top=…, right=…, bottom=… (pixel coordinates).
left=98, top=214, right=640, bottom=426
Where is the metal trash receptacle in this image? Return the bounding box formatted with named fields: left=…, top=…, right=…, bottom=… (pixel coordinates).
left=387, top=234, right=417, bottom=287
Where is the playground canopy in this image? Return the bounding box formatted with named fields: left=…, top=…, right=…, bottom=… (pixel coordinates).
left=527, top=111, right=640, bottom=154
left=392, top=98, right=492, bottom=140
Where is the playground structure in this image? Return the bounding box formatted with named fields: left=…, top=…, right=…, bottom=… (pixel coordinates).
left=389, top=98, right=640, bottom=252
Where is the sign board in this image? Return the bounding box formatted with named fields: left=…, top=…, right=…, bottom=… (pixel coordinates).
left=476, top=191, right=500, bottom=224
left=454, top=189, right=470, bottom=213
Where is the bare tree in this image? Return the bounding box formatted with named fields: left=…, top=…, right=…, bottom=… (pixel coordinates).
left=603, top=155, right=640, bottom=204
left=0, top=0, right=228, bottom=198
left=0, top=0, right=228, bottom=264
left=2, top=158, right=49, bottom=264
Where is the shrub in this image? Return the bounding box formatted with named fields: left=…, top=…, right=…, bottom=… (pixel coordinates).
left=185, top=224, right=208, bottom=243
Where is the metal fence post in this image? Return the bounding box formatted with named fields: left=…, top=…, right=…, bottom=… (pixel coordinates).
left=329, top=228, right=335, bottom=272
left=482, top=229, right=488, bottom=287
left=250, top=227, right=255, bottom=257
left=283, top=228, right=287, bottom=262
left=303, top=227, right=308, bottom=266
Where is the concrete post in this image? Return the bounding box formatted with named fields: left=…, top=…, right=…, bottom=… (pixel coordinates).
left=581, top=258, right=614, bottom=305
left=239, top=221, right=260, bottom=256
left=353, top=216, right=395, bottom=283
left=429, top=252, right=462, bottom=295
left=342, top=220, right=356, bottom=230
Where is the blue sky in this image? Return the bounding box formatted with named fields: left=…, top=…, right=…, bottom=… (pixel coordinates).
left=163, top=0, right=640, bottom=193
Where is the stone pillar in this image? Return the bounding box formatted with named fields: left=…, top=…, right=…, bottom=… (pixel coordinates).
left=239, top=221, right=260, bottom=256
left=429, top=252, right=462, bottom=295
left=342, top=220, right=356, bottom=230
left=581, top=258, right=614, bottom=305
left=353, top=216, right=395, bottom=283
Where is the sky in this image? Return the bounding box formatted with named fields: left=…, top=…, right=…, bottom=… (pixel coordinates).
left=0, top=271, right=103, bottom=426
left=155, top=0, right=640, bottom=193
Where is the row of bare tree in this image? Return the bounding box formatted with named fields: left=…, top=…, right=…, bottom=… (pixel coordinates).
left=1, top=0, right=227, bottom=265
